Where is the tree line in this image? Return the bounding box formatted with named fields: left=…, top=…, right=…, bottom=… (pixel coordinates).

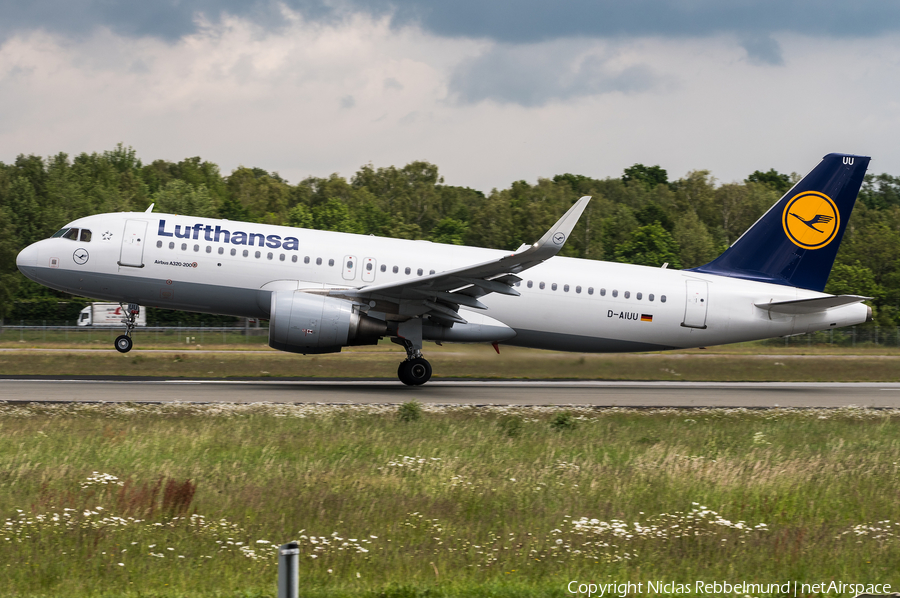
left=1, top=144, right=899, bottom=326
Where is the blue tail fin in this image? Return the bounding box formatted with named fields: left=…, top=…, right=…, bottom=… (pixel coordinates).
left=690, top=153, right=869, bottom=292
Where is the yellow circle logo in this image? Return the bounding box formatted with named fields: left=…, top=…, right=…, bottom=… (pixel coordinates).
left=782, top=191, right=840, bottom=250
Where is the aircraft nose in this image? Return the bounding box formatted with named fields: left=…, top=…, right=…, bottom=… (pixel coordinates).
left=16, top=242, right=39, bottom=270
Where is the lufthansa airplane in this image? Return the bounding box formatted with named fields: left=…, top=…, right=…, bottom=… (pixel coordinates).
left=16, top=153, right=871, bottom=385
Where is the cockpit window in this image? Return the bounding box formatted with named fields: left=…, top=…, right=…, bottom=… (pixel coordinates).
left=50, top=228, right=70, bottom=238
left=62, top=228, right=80, bottom=241
left=80, top=229, right=92, bottom=242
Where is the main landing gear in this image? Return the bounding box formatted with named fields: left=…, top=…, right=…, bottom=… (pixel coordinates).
left=393, top=322, right=432, bottom=385
left=398, top=356, right=432, bottom=386
left=114, top=303, right=140, bottom=354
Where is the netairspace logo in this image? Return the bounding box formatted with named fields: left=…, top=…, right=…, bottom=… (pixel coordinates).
left=566, top=580, right=893, bottom=596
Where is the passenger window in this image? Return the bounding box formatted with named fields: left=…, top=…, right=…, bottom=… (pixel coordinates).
left=417, top=268, right=423, bottom=276
left=649, top=294, right=654, bottom=301
left=267, top=252, right=273, bottom=260
left=564, top=284, right=569, bottom=292
left=182, top=243, right=188, bottom=251
left=255, top=251, right=261, bottom=258
left=624, top=291, right=630, bottom=299
left=218, top=247, right=224, bottom=255
left=156, top=241, right=162, bottom=248
left=280, top=254, right=285, bottom=261
left=661, top=295, right=667, bottom=303
left=405, top=267, right=411, bottom=275
left=292, top=255, right=297, bottom=263
left=348, top=260, right=354, bottom=269
left=515, top=281, right=521, bottom=287
left=194, top=245, right=200, bottom=252
left=80, top=230, right=92, bottom=242
left=366, top=263, right=373, bottom=271
left=429, top=270, right=435, bottom=275
left=206, top=246, right=212, bottom=253
left=612, top=290, right=618, bottom=297
left=527, top=281, right=533, bottom=288
left=393, top=266, right=399, bottom=273
left=230, top=248, right=236, bottom=256
left=243, top=250, right=249, bottom=257
left=636, top=292, right=642, bottom=300
left=380, top=265, right=386, bottom=272
left=539, top=282, right=545, bottom=290
left=551, top=283, right=557, bottom=291
left=588, top=287, right=594, bottom=295
left=304, top=256, right=310, bottom=264
left=600, top=288, right=606, bottom=296
left=63, top=228, right=79, bottom=240
left=169, top=242, right=175, bottom=249
left=575, top=285, right=581, bottom=293
left=328, top=259, right=335, bottom=267
left=316, top=258, right=322, bottom=265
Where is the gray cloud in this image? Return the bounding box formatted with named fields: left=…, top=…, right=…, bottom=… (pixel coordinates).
left=3, top=1, right=900, bottom=44
left=449, top=44, right=661, bottom=106
left=740, top=35, right=784, bottom=66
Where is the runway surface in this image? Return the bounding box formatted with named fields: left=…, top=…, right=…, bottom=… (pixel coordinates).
left=2, top=378, right=900, bottom=407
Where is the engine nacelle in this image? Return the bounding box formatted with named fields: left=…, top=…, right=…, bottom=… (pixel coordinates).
left=268, top=291, right=387, bottom=354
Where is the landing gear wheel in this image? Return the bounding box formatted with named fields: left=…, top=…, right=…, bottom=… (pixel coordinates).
left=398, top=357, right=432, bottom=386
left=115, top=335, right=133, bottom=353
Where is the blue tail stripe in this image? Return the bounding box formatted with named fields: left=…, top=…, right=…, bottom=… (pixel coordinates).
left=690, top=153, right=869, bottom=292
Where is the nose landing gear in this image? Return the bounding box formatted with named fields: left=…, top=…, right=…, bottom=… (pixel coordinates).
left=114, top=303, right=140, bottom=354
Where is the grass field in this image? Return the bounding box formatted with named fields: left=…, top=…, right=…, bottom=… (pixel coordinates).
left=2, top=403, right=899, bottom=597
left=1, top=344, right=900, bottom=381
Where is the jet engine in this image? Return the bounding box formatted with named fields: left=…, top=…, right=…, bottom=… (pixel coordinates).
left=268, top=291, right=387, bottom=354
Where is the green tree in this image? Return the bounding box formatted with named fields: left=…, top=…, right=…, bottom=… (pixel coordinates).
left=622, top=164, right=668, bottom=188
left=825, top=262, right=884, bottom=299
left=746, top=168, right=792, bottom=195
left=287, top=204, right=313, bottom=228
left=673, top=211, right=718, bottom=268
left=152, top=180, right=217, bottom=218
left=428, top=218, right=468, bottom=245
left=613, top=223, right=682, bottom=269
left=312, top=198, right=360, bottom=233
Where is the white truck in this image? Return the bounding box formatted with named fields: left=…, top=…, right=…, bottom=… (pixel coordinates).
left=77, top=303, right=147, bottom=327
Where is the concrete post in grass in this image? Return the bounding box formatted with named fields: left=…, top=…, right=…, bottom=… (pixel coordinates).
left=278, top=541, right=300, bottom=598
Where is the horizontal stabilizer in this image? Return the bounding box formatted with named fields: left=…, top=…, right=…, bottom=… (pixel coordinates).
left=754, top=295, right=869, bottom=315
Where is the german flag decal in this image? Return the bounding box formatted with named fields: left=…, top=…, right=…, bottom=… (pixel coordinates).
left=640, top=314, right=653, bottom=322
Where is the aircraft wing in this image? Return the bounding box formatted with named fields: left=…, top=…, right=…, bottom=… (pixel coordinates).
left=328, top=196, right=591, bottom=324
left=754, top=295, right=870, bottom=315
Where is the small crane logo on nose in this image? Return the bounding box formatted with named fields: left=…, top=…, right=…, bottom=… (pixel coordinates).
left=73, top=249, right=89, bottom=265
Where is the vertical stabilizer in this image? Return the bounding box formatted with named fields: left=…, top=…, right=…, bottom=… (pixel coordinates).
left=690, top=153, right=869, bottom=291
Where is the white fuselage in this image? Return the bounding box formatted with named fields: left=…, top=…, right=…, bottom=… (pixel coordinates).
left=16, top=212, right=869, bottom=352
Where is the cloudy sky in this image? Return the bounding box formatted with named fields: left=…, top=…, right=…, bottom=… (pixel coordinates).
left=1, top=1, right=900, bottom=191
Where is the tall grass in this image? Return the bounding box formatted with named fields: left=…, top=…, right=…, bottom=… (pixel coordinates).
left=1, top=403, right=898, bottom=596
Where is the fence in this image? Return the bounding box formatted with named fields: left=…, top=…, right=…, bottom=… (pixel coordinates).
left=756, top=326, right=900, bottom=348
left=1, top=322, right=899, bottom=348
left=0, top=321, right=270, bottom=346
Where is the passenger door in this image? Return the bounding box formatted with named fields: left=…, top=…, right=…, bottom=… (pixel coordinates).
left=119, top=220, right=148, bottom=268
left=682, top=280, right=709, bottom=329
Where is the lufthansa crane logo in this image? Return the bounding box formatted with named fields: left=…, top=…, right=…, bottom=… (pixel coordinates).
left=782, top=191, right=840, bottom=250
